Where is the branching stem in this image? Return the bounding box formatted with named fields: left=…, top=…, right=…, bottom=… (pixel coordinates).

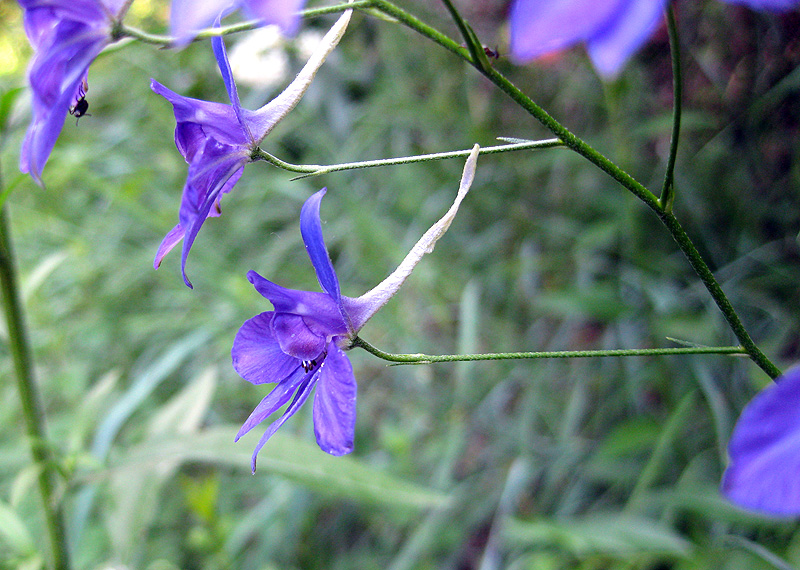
left=253, top=138, right=563, bottom=177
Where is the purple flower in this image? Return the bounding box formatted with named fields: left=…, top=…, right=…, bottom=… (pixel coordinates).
left=232, top=146, right=480, bottom=471
left=509, top=0, right=800, bottom=78
left=152, top=8, right=351, bottom=288
left=170, top=0, right=306, bottom=44
left=721, top=366, right=800, bottom=517
left=17, top=0, right=129, bottom=184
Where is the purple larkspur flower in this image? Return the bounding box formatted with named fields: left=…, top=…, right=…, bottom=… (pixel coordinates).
left=17, top=0, right=129, bottom=184
left=170, top=0, right=307, bottom=44
left=152, top=8, right=351, bottom=288
left=509, top=0, right=800, bottom=77
left=232, top=146, right=480, bottom=471
left=722, top=365, right=800, bottom=517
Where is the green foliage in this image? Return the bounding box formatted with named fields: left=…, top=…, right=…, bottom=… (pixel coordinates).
left=1, top=0, right=799, bottom=569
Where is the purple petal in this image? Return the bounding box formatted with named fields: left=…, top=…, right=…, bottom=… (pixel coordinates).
left=20, top=19, right=109, bottom=182
left=313, top=341, right=356, bottom=455
left=270, top=313, right=327, bottom=361
left=178, top=148, right=247, bottom=287
left=722, top=0, right=799, bottom=9
left=232, top=311, right=302, bottom=384
left=242, top=0, right=306, bottom=36
left=300, top=188, right=341, bottom=302
left=509, top=0, right=627, bottom=62
left=586, top=0, right=667, bottom=78
left=235, top=366, right=308, bottom=441
left=170, top=0, right=234, bottom=44
left=508, top=0, right=667, bottom=78
left=154, top=224, right=185, bottom=269
left=722, top=367, right=800, bottom=516
left=249, top=372, right=317, bottom=472
left=211, top=33, right=252, bottom=141
left=150, top=80, right=249, bottom=150
left=246, top=271, right=350, bottom=335
left=19, top=0, right=109, bottom=31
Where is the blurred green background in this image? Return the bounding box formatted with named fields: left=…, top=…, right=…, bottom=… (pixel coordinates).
left=1, top=0, right=799, bottom=568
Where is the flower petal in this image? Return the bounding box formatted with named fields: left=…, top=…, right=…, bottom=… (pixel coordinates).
left=346, top=144, right=479, bottom=331
left=509, top=0, right=626, bottom=62
left=586, top=0, right=666, bottom=78
left=235, top=366, right=308, bottom=441
left=20, top=19, right=109, bottom=182
left=246, top=271, right=350, bottom=335
left=170, top=0, right=234, bottom=44
left=248, top=372, right=317, bottom=472
left=271, top=313, right=326, bottom=360
left=242, top=0, right=306, bottom=36
left=247, top=5, right=352, bottom=141
left=153, top=223, right=185, bottom=269
left=150, top=79, right=249, bottom=149
left=212, top=32, right=252, bottom=141
left=313, top=341, right=356, bottom=455
left=300, top=188, right=341, bottom=302
left=19, top=0, right=108, bottom=32
left=721, top=367, right=800, bottom=517
left=232, top=311, right=302, bottom=384
left=178, top=143, right=247, bottom=287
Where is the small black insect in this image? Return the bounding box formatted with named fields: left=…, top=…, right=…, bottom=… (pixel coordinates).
left=483, top=46, right=501, bottom=60
left=69, top=83, right=91, bottom=125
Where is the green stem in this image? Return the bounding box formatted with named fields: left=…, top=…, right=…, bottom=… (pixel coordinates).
left=656, top=211, right=781, bottom=378
left=660, top=4, right=682, bottom=211
left=0, top=200, right=69, bottom=566
left=438, top=0, right=491, bottom=73
left=116, top=1, right=372, bottom=46
left=351, top=337, right=748, bottom=365
left=253, top=138, right=563, bottom=177
left=365, top=0, right=780, bottom=379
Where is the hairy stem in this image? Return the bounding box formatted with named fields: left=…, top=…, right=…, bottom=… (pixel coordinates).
left=352, top=337, right=748, bottom=365
left=253, top=138, right=563, bottom=177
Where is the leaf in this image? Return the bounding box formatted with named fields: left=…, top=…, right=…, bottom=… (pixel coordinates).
left=504, top=514, right=692, bottom=558
left=110, top=425, right=449, bottom=511
left=0, top=500, right=36, bottom=556
left=102, top=369, right=217, bottom=563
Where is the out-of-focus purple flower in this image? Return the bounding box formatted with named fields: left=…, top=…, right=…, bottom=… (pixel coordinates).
left=170, top=0, right=306, bottom=44
left=721, top=365, right=800, bottom=517
left=17, top=0, right=129, bottom=184
left=509, top=0, right=800, bottom=78
left=152, top=8, right=351, bottom=288
left=232, top=146, right=480, bottom=471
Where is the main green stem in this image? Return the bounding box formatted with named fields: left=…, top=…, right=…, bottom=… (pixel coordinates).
left=364, top=0, right=780, bottom=380
left=0, top=201, right=70, bottom=570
